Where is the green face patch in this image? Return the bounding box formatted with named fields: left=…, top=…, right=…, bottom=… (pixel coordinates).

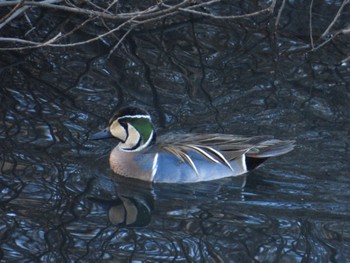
left=122, top=117, right=153, bottom=144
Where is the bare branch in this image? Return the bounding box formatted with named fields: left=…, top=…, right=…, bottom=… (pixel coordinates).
left=0, top=16, right=133, bottom=50
left=0, top=37, right=40, bottom=46
left=340, top=54, right=350, bottom=64
left=0, top=0, right=160, bottom=20
left=107, top=26, right=135, bottom=59
left=164, top=0, right=277, bottom=19
left=340, top=26, right=350, bottom=35
left=309, top=0, right=314, bottom=49
left=311, top=25, right=350, bottom=52
left=0, top=0, right=198, bottom=50
left=320, top=0, right=349, bottom=39
left=275, top=0, right=286, bottom=31
left=1, top=0, right=346, bottom=61
left=0, top=0, right=24, bottom=24
left=0, top=5, right=29, bottom=30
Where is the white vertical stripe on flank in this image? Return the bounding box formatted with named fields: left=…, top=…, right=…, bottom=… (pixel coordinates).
left=151, top=153, right=159, bottom=180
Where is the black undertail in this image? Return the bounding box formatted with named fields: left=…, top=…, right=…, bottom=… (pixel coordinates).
left=245, top=157, right=268, bottom=171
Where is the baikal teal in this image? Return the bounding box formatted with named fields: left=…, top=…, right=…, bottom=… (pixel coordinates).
left=91, top=107, right=295, bottom=183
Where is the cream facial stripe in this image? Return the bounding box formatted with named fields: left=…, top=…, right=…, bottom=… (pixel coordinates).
left=110, top=120, right=127, bottom=141
left=120, top=123, right=141, bottom=151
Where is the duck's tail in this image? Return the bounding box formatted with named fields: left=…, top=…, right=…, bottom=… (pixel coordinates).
left=245, top=139, right=295, bottom=170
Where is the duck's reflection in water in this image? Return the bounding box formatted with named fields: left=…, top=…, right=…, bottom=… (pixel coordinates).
left=88, top=173, right=247, bottom=228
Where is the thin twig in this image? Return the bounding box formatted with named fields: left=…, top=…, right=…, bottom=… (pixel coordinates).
left=0, top=0, right=24, bottom=24
left=311, top=31, right=340, bottom=51
left=84, top=0, right=114, bottom=15
left=0, top=6, right=29, bottom=30
left=275, top=0, right=286, bottom=31
left=0, top=37, right=39, bottom=46
left=340, top=26, right=350, bottom=35
left=106, top=0, right=120, bottom=13
left=0, top=0, right=61, bottom=6
left=309, top=0, right=314, bottom=49
left=185, top=0, right=221, bottom=9
left=0, top=3, right=158, bottom=50
left=107, top=26, right=135, bottom=59
left=340, top=54, right=350, bottom=64
left=164, top=0, right=277, bottom=19
left=0, top=0, right=177, bottom=20
left=312, top=25, right=350, bottom=52
left=24, top=11, right=36, bottom=36
left=54, top=16, right=97, bottom=43
left=0, top=18, right=131, bottom=50
left=320, top=0, right=349, bottom=39
left=44, top=32, right=62, bottom=44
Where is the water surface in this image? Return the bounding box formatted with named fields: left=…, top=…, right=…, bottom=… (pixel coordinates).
left=1, top=1, right=350, bottom=262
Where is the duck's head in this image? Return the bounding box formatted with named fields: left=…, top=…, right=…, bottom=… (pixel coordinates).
left=91, top=107, right=156, bottom=152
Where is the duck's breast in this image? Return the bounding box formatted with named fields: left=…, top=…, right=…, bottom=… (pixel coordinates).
left=109, top=147, right=156, bottom=181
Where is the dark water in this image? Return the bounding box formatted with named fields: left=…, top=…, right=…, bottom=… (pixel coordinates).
left=1, top=1, right=350, bottom=262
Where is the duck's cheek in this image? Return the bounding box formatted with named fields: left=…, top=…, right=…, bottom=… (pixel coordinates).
left=119, top=124, right=142, bottom=151
left=110, top=121, right=127, bottom=142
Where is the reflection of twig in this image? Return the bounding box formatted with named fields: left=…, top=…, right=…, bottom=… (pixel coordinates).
left=312, top=25, right=350, bottom=52
left=309, top=0, right=349, bottom=54
left=309, top=0, right=314, bottom=49
left=274, top=0, right=286, bottom=31
left=320, top=0, right=349, bottom=40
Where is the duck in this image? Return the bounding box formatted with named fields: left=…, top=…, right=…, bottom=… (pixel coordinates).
left=91, top=106, right=295, bottom=183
